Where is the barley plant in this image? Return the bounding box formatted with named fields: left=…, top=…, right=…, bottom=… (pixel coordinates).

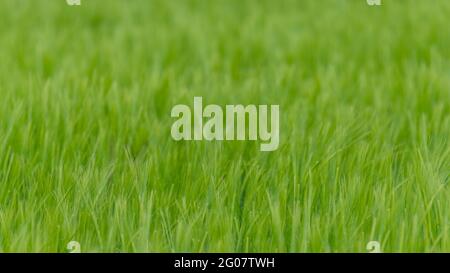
left=0, top=0, right=448, bottom=252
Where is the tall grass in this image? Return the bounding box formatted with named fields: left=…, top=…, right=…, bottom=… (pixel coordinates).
left=0, top=0, right=448, bottom=252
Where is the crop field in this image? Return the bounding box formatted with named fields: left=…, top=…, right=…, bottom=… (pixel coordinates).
left=0, top=0, right=448, bottom=252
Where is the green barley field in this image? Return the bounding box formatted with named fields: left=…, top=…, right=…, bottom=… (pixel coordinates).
left=0, top=0, right=448, bottom=252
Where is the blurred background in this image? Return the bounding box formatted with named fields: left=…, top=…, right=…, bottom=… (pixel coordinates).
left=0, top=0, right=448, bottom=252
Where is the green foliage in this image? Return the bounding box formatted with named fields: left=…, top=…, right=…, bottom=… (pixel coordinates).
left=0, top=0, right=448, bottom=252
